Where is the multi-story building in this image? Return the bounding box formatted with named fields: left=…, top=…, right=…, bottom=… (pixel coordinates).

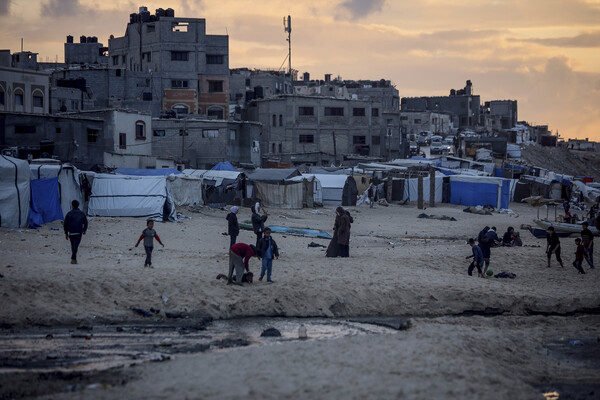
left=482, top=100, right=518, bottom=132
left=108, top=6, right=229, bottom=118
left=247, top=95, right=389, bottom=166
left=0, top=50, right=50, bottom=114
left=401, top=80, right=480, bottom=130
left=399, top=110, right=453, bottom=138
left=64, top=35, right=108, bottom=65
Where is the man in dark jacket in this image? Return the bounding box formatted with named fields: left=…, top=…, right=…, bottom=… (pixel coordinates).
left=480, top=226, right=500, bottom=276
left=226, top=206, right=240, bottom=247
left=64, top=200, right=88, bottom=264
left=251, top=202, right=268, bottom=247
left=581, top=222, right=595, bottom=269
left=546, top=227, right=565, bottom=268
left=257, top=228, right=279, bottom=282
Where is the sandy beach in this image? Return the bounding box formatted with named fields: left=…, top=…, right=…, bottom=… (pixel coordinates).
left=1, top=202, right=599, bottom=399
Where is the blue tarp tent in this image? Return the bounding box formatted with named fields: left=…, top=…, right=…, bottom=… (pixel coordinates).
left=211, top=161, right=235, bottom=171
left=449, top=175, right=510, bottom=209
left=114, top=168, right=182, bottom=176
left=29, top=177, right=63, bottom=228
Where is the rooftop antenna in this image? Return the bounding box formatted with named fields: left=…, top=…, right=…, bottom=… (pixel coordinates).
left=283, top=15, right=291, bottom=77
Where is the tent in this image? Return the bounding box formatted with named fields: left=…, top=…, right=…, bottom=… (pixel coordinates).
left=29, top=177, right=64, bottom=228
left=183, top=169, right=246, bottom=207
left=449, top=175, right=511, bottom=209
left=402, top=172, right=445, bottom=203
left=254, top=180, right=305, bottom=209
left=246, top=168, right=301, bottom=183
left=302, top=174, right=358, bottom=206
left=114, top=168, right=182, bottom=176
left=211, top=161, right=235, bottom=171
left=29, top=163, right=83, bottom=217
left=88, top=174, right=176, bottom=221
left=166, top=174, right=204, bottom=206
left=0, top=155, right=30, bottom=228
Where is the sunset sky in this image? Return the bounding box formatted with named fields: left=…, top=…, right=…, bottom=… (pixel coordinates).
left=1, top=0, right=599, bottom=140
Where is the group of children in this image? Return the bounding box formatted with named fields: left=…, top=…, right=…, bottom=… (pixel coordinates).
left=546, top=222, right=595, bottom=274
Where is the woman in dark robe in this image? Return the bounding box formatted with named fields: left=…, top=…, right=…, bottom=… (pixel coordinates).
left=326, top=207, right=352, bottom=257
left=326, top=212, right=341, bottom=257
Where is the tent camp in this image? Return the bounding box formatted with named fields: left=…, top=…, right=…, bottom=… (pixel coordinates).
left=302, top=174, right=358, bottom=206
left=246, top=168, right=305, bottom=208
left=449, top=175, right=511, bottom=209
left=183, top=169, right=246, bottom=207
left=114, top=168, right=183, bottom=176
left=29, top=162, right=83, bottom=217
left=0, top=155, right=30, bottom=228
left=402, top=172, right=445, bottom=203
left=88, top=174, right=176, bottom=221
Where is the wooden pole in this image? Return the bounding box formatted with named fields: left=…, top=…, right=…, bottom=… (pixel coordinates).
left=418, top=175, right=424, bottom=209
left=387, top=175, right=392, bottom=202
left=429, top=166, right=435, bottom=207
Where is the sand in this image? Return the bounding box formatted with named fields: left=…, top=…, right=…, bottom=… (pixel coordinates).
left=1, top=201, right=599, bottom=398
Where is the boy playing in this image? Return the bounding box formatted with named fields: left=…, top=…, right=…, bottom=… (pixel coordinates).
left=257, top=227, right=279, bottom=282
left=546, top=227, right=565, bottom=268
left=135, top=220, right=164, bottom=267
left=573, top=238, right=586, bottom=274
left=466, top=238, right=484, bottom=278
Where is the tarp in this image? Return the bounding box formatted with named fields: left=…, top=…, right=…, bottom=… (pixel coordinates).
left=166, top=174, right=204, bottom=206
left=88, top=174, right=176, bottom=221
left=290, top=175, right=322, bottom=206
left=449, top=175, right=510, bottom=209
left=29, top=177, right=64, bottom=228
left=254, top=181, right=304, bottom=209
left=114, top=168, right=183, bottom=176
left=29, top=163, right=83, bottom=217
left=246, top=168, right=301, bottom=183
left=182, top=169, right=242, bottom=186
left=0, top=155, right=30, bottom=228
left=403, top=173, right=444, bottom=203
left=302, top=174, right=358, bottom=206
left=211, top=161, right=235, bottom=171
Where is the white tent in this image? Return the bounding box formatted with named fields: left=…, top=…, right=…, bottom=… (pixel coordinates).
left=29, top=163, right=83, bottom=217
left=0, top=155, right=30, bottom=228
left=166, top=174, right=204, bottom=206
left=88, top=174, right=176, bottom=221
left=403, top=172, right=445, bottom=203
left=302, top=174, right=357, bottom=206
left=290, top=175, right=322, bottom=206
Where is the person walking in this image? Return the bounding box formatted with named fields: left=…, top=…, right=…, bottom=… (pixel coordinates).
left=546, top=227, right=565, bottom=268
left=226, top=206, right=240, bottom=247
left=466, top=238, right=484, bottom=278
left=257, top=228, right=279, bottom=282
left=367, top=184, right=375, bottom=208
left=228, top=243, right=259, bottom=286
left=572, top=238, right=586, bottom=274
left=336, top=207, right=351, bottom=258
left=64, top=200, right=88, bottom=264
left=251, top=202, right=268, bottom=247
left=135, top=219, right=164, bottom=267
left=480, top=226, right=500, bottom=276
left=580, top=221, right=595, bottom=269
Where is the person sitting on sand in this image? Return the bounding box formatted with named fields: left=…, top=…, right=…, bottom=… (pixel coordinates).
left=228, top=243, right=259, bottom=286
left=546, top=227, right=565, bottom=268
left=466, top=238, right=484, bottom=278
left=502, top=227, right=516, bottom=246
left=135, top=219, right=164, bottom=268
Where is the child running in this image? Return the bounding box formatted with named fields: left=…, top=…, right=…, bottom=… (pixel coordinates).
left=466, top=238, right=484, bottom=278
left=572, top=238, right=586, bottom=274
left=135, top=219, right=164, bottom=268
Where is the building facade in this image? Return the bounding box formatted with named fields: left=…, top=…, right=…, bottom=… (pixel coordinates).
left=399, top=110, right=453, bottom=138
left=0, top=51, right=50, bottom=115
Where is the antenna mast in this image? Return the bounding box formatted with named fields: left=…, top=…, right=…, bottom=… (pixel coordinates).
left=283, top=15, right=292, bottom=77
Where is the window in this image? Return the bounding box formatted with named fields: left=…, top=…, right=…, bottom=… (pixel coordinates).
left=135, top=121, right=146, bottom=139
left=56, top=127, right=61, bottom=134
left=206, top=54, right=224, bottom=64
left=324, top=107, right=344, bottom=116
left=71, top=100, right=78, bottom=110
left=146, top=24, right=155, bottom=33
left=372, top=108, right=379, bottom=117
left=202, top=129, right=219, bottom=138
left=142, top=92, right=152, bottom=101
left=272, top=143, right=276, bottom=153
left=372, top=136, right=381, bottom=145
left=15, top=125, right=36, bottom=134
left=112, top=55, right=119, bottom=65
left=116, top=69, right=121, bottom=77
left=143, top=52, right=151, bottom=62
left=208, top=80, right=223, bottom=93
left=299, top=106, right=314, bottom=116
left=171, top=51, right=189, bottom=61
left=122, top=55, right=126, bottom=64
left=272, top=114, right=276, bottom=127
left=229, top=129, right=236, bottom=140
left=353, top=108, right=365, bottom=117
left=119, top=133, right=126, bottom=149
left=461, top=101, right=466, bottom=109
left=279, top=114, right=283, bottom=126
left=171, top=80, right=189, bottom=88
left=353, top=136, right=366, bottom=145
left=14, top=93, right=24, bottom=106
left=400, top=116, right=408, bottom=121
left=33, top=95, right=43, bottom=108
left=87, top=128, right=99, bottom=142
left=171, top=22, right=189, bottom=32
left=153, top=130, right=166, bottom=137
left=299, top=135, right=314, bottom=143
left=173, top=104, right=189, bottom=114
left=278, top=143, right=282, bottom=153
left=414, top=119, right=421, bottom=124
left=207, top=107, right=224, bottom=119
left=0, top=91, right=4, bottom=105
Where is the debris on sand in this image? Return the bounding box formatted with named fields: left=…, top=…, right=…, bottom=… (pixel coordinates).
left=261, top=327, right=282, bottom=337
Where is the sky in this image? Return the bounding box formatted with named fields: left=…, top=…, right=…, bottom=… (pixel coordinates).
left=1, top=0, right=599, bottom=141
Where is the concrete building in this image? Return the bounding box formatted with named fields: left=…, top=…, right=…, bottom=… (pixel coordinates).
left=151, top=118, right=262, bottom=168
left=64, top=35, right=108, bottom=65
left=399, top=110, right=453, bottom=138
left=482, top=100, right=517, bottom=132
left=246, top=95, right=390, bottom=166
left=401, top=80, right=480, bottom=130
left=108, top=6, right=229, bottom=118
left=0, top=50, right=50, bottom=114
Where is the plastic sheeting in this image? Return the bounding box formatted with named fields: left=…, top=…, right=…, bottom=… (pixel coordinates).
left=449, top=175, right=510, bottom=209
left=0, top=155, right=30, bottom=228
left=403, top=175, right=444, bottom=203
left=114, top=168, right=182, bottom=176
left=254, top=181, right=304, bottom=209
left=166, top=175, right=204, bottom=206
left=29, top=164, right=83, bottom=217
left=211, top=161, right=235, bottom=171
left=29, top=177, right=64, bottom=228
left=88, top=175, right=176, bottom=221
left=302, top=174, right=358, bottom=206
